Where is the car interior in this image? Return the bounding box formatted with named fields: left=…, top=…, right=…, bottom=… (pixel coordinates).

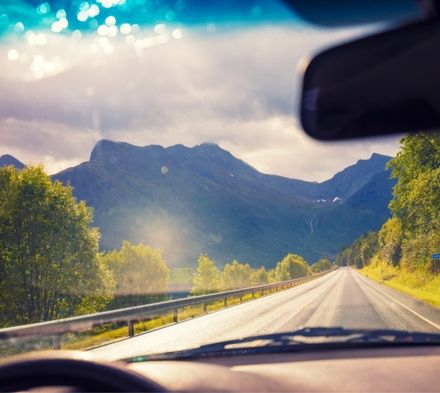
left=0, top=0, right=440, bottom=392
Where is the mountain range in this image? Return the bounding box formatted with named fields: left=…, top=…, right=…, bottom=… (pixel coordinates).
left=0, top=142, right=395, bottom=267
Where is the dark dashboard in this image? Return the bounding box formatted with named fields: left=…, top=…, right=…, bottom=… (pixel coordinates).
left=127, top=345, right=440, bottom=392
left=1, top=346, right=439, bottom=392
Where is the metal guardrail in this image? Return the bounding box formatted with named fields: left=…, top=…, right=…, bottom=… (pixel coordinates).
left=0, top=268, right=337, bottom=347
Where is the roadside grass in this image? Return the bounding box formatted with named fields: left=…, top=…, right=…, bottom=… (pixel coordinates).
left=61, top=287, right=283, bottom=350
left=360, top=258, right=440, bottom=308
left=62, top=315, right=177, bottom=350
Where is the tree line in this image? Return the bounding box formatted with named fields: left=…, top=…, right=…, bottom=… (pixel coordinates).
left=191, top=253, right=331, bottom=295
left=0, top=165, right=332, bottom=327
left=336, top=133, right=439, bottom=276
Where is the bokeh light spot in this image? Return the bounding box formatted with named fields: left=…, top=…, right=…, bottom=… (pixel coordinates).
left=77, top=10, right=88, bottom=22
left=172, top=28, right=183, bottom=39
left=7, top=49, right=19, bottom=61
left=88, top=19, right=99, bottom=29
left=14, top=22, right=25, bottom=33
left=97, top=24, right=108, bottom=35
left=165, top=10, right=175, bottom=21
left=105, top=16, right=116, bottom=26
left=154, top=23, right=166, bottom=34
left=120, top=23, right=131, bottom=34
left=51, top=21, right=62, bottom=33
left=58, top=17, right=68, bottom=29
left=88, top=4, right=100, bottom=17
left=79, top=2, right=90, bottom=11
left=107, top=25, right=118, bottom=37
left=36, top=2, right=51, bottom=15
left=56, top=9, right=66, bottom=19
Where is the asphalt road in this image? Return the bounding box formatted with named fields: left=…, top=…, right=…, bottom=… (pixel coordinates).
left=92, top=268, right=440, bottom=360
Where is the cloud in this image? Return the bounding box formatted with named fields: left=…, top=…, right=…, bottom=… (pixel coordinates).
left=0, top=24, right=399, bottom=179
left=224, top=118, right=401, bottom=180
left=0, top=117, right=101, bottom=173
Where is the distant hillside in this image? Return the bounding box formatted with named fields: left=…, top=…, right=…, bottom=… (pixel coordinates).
left=51, top=141, right=393, bottom=267
left=0, top=155, right=24, bottom=169
left=346, top=169, right=396, bottom=218
left=262, top=152, right=391, bottom=202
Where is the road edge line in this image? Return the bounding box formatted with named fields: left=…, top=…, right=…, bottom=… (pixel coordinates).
left=354, top=270, right=440, bottom=331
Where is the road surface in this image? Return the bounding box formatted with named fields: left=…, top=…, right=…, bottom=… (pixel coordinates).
left=92, top=268, right=440, bottom=360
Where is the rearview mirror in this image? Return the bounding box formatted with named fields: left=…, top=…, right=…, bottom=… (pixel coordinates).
left=300, top=19, right=440, bottom=140
left=286, top=0, right=423, bottom=27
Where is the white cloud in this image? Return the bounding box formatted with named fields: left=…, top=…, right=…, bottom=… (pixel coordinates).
left=0, top=24, right=399, bottom=180
left=0, top=117, right=101, bottom=173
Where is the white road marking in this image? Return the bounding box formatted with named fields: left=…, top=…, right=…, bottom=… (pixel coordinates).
left=355, top=272, right=440, bottom=331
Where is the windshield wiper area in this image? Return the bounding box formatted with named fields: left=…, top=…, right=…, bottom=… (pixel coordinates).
left=127, top=327, right=440, bottom=361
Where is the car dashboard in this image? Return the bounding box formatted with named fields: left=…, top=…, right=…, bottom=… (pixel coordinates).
left=126, top=345, right=440, bottom=392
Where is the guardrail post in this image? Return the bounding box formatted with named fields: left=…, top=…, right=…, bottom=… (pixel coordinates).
left=173, top=308, right=178, bottom=323
left=224, top=297, right=227, bottom=307
left=52, top=335, right=61, bottom=349
left=128, top=320, right=135, bottom=337
left=203, top=303, right=207, bottom=313
left=239, top=295, right=243, bottom=303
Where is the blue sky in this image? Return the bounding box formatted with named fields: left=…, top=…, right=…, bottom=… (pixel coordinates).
left=0, top=0, right=401, bottom=181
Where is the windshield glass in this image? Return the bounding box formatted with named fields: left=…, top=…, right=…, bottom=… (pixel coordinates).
left=0, top=0, right=439, bottom=359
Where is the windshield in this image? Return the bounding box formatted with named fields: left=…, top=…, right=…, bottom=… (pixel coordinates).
left=0, top=0, right=439, bottom=359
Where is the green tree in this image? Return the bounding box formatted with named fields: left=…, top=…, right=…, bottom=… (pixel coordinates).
left=387, top=133, right=440, bottom=271
left=0, top=166, right=113, bottom=326
left=378, top=217, right=403, bottom=266
left=251, top=267, right=269, bottom=285
left=335, top=232, right=378, bottom=269
left=221, top=260, right=254, bottom=290
left=335, top=248, right=352, bottom=267
left=273, top=253, right=310, bottom=281
left=311, top=258, right=332, bottom=273
left=359, top=232, right=379, bottom=268
left=169, top=267, right=195, bottom=292
left=339, top=133, right=440, bottom=275
left=388, top=134, right=439, bottom=216
left=103, top=241, right=170, bottom=306
left=191, top=255, right=220, bottom=295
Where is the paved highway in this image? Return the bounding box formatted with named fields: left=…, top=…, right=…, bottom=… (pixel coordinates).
left=92, top=268, right=440, bottom=360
